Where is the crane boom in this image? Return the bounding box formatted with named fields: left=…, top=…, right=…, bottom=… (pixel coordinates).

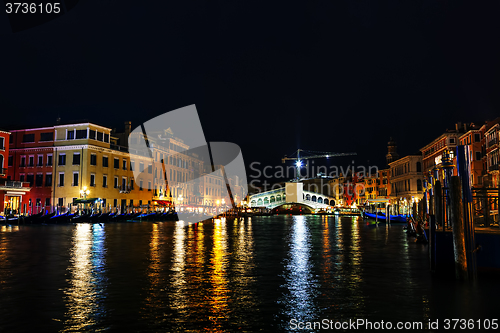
left=282, top=149, right=357, bottom=180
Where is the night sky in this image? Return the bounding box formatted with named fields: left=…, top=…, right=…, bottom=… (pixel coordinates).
left=2, top=1, right=500, bottom=175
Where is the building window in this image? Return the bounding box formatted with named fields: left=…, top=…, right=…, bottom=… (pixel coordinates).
left=58, top=198, right=64, bottom=207
left=0, top=137, right=4, bottom=150
left=148, top=164, right=152, bottom=174
left=40, top=132, right=53, bottom=142
left=22, top=133, right=35, bottom=143
left=476, top=151, right=481, bottom=161
left=104, top=133, right=109, bottom=143
left=103, top=175, right=108, bottom=188
left=20, top=156, right=26, bottom=167
left=113, top=199, right=117, bottom=207
left=19, top=174, right=25, bottom=182
left=67, top=130, right=75, bottom=140
left=36, top=174, right=43, bottom=187
left=8, top=155, right=13, bottom=167
left=76, top=129, right=87, bottom=139
left=449, top=138, right=455, bottom=144
left=45, top=173, right=52, bottom=187
left=37, top=155, right=43, bottom=167
left=90, top=154, right=97, bottom=166
left=45, top=198, right=50, bottom=207
left=47, top=154, right=53, bottom=166
left=73, top=153, right=81, bottom=165
left=90, top=174, right=96, bottom=187
left=73, top=172, right=79, bottom=186
left=474, top=133, right=481, bottom=142
left=114, top=158, right=119, bottom=169
left=89, top=130, right=96, bottom=140
left=130, top=161, right=135, bottom=171
left=121, top=177, right=126, bottom=191
left=102, top=156, right=109, bottom=167
left=114, top=176, right=118, bottom=188
left=28, top=156, right=34, bottom=167
left=139, top=180, right=143, bottom=191
left=417, top=179, right=422, bottom=192
left=130, top=179, right=134, bottom=190
left=123, top=159, right=127, bottom=170
left=58, top=154, right=66, bottom=166
left=97, top=131, right=104, bottom=141
left=148, top=181, right=152, bottom=191
left=58, top=173, right=65, bottom=187
left=26, top=174, right=34, bottom=186
left=139, top=162, right=144, bottom=172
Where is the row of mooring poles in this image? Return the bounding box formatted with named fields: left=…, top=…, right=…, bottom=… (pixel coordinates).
left=427, top=146, right=477, bottom=280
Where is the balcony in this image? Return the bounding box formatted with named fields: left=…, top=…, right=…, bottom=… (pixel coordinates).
left=489, top=164, right=499, bottom=171
left=487, top=138, right=498, bottom=148
left=3, top=181, right=27, bottom=188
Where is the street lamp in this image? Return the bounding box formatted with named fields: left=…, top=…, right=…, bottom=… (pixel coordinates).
left=80, top=186, right=90, bottom=199
left=79, top=186, right=90, bottom=214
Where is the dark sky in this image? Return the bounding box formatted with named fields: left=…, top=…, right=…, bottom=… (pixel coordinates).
left=1, top=1, right=500, bottom=175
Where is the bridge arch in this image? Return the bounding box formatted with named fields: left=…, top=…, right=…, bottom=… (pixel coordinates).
left=305, top=194, right=311, bottom=201
left=324, top=199, right=329, bottom=205
left=312, top=195, right=317, bottom=202
left=318, top=197, right=323, bottom=204
left=264, top=197, right=269, bottom=205
left=257, top=198, right=263, bottom=206
left=276, top=194, right=281, bottom=201
left=270, top=196, right=276, bottom=203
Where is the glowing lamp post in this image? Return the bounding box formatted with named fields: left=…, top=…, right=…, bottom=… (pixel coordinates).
left=79, top=186, right=90, bottom=214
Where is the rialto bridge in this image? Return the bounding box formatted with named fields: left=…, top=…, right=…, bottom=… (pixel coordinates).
left=248, top=182, right=335, bottom=210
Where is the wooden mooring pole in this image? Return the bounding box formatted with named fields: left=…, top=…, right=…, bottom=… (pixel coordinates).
left=449, top=145, right=477, bottom=281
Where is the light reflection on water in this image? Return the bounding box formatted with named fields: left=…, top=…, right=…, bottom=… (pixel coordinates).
left=280, top=215, right=319, bottom=323
left=62, top=223, right=107, bottom=332
left=1, top=216, right=497, bottom=332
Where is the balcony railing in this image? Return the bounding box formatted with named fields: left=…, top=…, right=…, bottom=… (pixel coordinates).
left=489, top=164, right=499, bottom=171
left=4, top=181, right=25, bottom=188
left=487, top=138, right=498, bottom=148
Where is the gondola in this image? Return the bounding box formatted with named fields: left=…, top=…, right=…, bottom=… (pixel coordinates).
left=363, top=212, right=407, bottom=223
left=72, top=213, right=92, bottom=223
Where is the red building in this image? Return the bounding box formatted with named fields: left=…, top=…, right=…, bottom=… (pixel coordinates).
left=0, top=130, right=31, bottom=216
left=8, top=127, right=55, bottom=213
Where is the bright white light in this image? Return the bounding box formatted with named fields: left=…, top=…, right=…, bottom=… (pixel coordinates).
left=296, top=160, right=303, bottom=168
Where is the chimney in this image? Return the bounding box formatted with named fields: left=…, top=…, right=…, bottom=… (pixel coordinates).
left=124, top=121, right=132, bottom=136
left=455, top=122, right=462, bottom=132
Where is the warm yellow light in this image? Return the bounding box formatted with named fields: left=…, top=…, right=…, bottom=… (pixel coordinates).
left=83, top=186, right=88, bottom=191
left=216, top=200, right=220, bottom=205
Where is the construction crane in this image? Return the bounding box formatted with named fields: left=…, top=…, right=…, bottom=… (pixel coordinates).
left=282, top=149, right=357, bottom=180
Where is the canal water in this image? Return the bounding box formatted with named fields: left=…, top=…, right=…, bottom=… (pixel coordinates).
left=0, top=216, right=498, bottom=332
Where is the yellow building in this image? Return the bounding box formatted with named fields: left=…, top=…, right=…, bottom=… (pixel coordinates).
left=52, top=122, right=153, bottom=212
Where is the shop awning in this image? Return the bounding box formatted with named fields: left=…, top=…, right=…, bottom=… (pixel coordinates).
left=73, top=198, right=100, bottom=204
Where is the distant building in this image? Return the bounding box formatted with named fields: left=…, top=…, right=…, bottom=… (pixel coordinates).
left=386, top=137, right=399, bottom=166
left=389, top=154, right=424, bottom=213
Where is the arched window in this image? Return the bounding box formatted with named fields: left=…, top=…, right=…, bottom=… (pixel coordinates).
left=312, top=195, right=317, bottom=202
left=257, top=198, right=263, bottom=206
left=305, top=194, right=311, bottom=201
left=270, top=196, right=275, bottom=203
left=324, top=199, right=329, bottom=205
left=250, top=200, right=256, bottom=206
left=276, top=195, right=281, bottom=201
left=264, top=197, right=269, bottom=204
left=318, top=197, right=323, bottom=203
